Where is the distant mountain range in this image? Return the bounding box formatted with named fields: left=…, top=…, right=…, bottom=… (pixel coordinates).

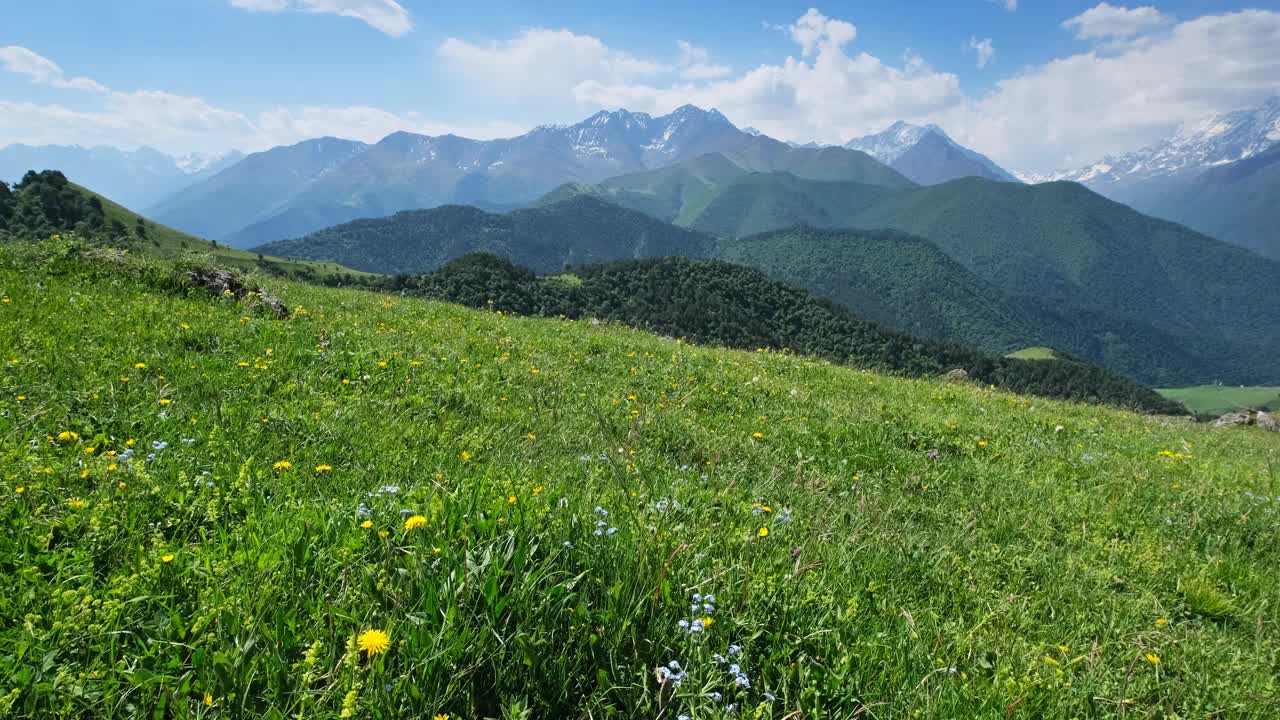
left=151, top=106, right=756, bottom=247
left=260, top=167, right=1280, bottom=387
left=844, top=121, right=1020, bottom=185
left=1022, top=96, right=1280, bottom=258
left=0, top=144, right=243, bottom=210
left=0, top=106, right=1014, bottom=249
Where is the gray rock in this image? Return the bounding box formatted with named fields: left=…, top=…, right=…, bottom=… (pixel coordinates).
left=941, top=368, right=969, bottom=383
left=1255, top=411, right=1279, bottom=432
left=1212, top=412, right=1253, bottom=428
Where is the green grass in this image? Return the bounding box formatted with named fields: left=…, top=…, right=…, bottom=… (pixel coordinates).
left=1, top=240, right=1278, bottom=718
left=78, top=183, right=374, bottom=280
left=1007, top=347, right=1059, bottom=360
left=1157, top=385, right=1280, bottom=417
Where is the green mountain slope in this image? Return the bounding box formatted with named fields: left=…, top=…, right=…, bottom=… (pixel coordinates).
left=148, top=137, right=370, bottom=242
left=0, top=170, right=370, bottom=279
left=1128, top=144, right=1280, bottom=260
left=254, top=196, right=717, bottom=275
left=3, top=240, right=1275, bottom=717
left=715, top=227, right=1042, bottom=351
left=837, top=179, right=1280, bottom=385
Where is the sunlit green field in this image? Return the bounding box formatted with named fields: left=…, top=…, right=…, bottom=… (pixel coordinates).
left=1157, top=385, right=1280, bottom=418
left=1006, top=347, right=1058, bottom=361
left=1, top=240, right=1277, bottom=719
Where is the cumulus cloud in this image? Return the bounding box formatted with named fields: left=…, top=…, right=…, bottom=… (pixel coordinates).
left=437, top=29, right=663, bottom=98
left=572, top=9, right=960, bottom=145
left=968, top=37, right=995, bottom=68
left=677, top=41, right=732, bottom=80
left=227, top=0, right=412, bottom=37
left=944, top=9, right=1280, bottom=171
left=1062, top=3, right=1170, bottom=40
left=0, top=46, right=108, bottom=93
left=442, top=7, right=1280, bottom=172
left=789, top=8, right=857, bottom=55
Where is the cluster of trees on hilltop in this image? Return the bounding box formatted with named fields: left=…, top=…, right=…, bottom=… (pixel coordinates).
left=376, top=253, right=1186, bottom=414
left=0, top=170, right=139, bottom=244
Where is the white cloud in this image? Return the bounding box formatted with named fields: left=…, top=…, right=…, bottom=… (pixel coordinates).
left=677, top=41, right=732, bottom=81
left=1062, top=3, right=1170, bottom=40
left=944, top=9, right=1280, bottom=171
left=445, top=7, right=1280, bottom=172
left=228, top=0, right=411, bottom=37
left=0, top=46, right=108, bottom=93
left=0, top=46, right=520, bottom=155
left=789, top=8, right=857, bottom=56
left=437, top=28, right=664, bottom=98
left=572, top=9, right=961, bottom=145
left=968, top=37, right=995, bottom=68
left=988, top=0, right=1017, bottom=12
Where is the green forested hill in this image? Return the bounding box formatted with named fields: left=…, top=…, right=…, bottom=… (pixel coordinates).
left=0, top=170, right=369, bottom=279
left=384, top=253, right=1184, bottom=413
left=716, top=227, right=1043, bottom=351
left=836, top=179, right=1280, bottom=385
left=545, top=171, right=1280, bottom=386
left=255, top=195, right=717, bottom=274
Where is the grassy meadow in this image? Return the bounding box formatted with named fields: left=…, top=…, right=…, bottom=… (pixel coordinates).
left=1157, top=386, right=1280, bottom=418
left=1, top=239, right=1277, bottom=719
left=79, top=183, right=373, bottom=281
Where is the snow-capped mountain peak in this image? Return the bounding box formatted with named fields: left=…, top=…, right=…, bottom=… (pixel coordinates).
left=845, top=121, right=947, bottom=164
left=1039, top=95, right=1280, bottom=187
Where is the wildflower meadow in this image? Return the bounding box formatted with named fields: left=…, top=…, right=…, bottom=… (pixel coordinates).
left=0, top=240, right=1277, bottom=718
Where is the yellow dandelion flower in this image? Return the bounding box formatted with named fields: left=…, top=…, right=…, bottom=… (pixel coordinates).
left=80, top=469, right=90, bottom=479
left=434, top=714, right=450, bottom=720
left=180, top=323, right=190, bottom=330
left=158, top=398, right=172, bottom=406
left=758, top=527, right=769, bottom=537
left=1145, top=654, right=1161, bottom=665
left=357, top=628, right=390, bottom=656
left=508, top=495, right=517, bottom=505
left=978, top=440, right=988, bottom=447
left=161, top=554, right=174, bottom=563
left=526, top=433, right=537, bottom=440
left=204, top=692, right=213, bottom=706
left=67, top=498, right=86, bottom=509
left=378, top=530, right=390, bottom=539
left=272, top=460, right=292, bottom=470
left=1155, top=618, right=1168, bottom=626
left=752, top=432, right=763, bottom=438
left=360, top=520, right=373, bottom=529
left=460, top=451, right=471, bottom=462
left=315, top=464, right=333, bottom=472
left=15, top=486, right=26, bottom=494
left=404, top=515, right=427, bottom=530
left=701, top=616, right=714, bottom=628
left=1057, top=645, right=1069, bottom=653
left=84, top=446, right=96, bottom=454
left=117, top=482, right=127, bottom=490
left=57, top=431, right=79, bottom=442
left=134, top=362, right=146, bottom=369
left=532, top=485, right=543, bottom=494
left=106, top=463, right=117, bottom=472
left=126, top=438, right=136, bottom=446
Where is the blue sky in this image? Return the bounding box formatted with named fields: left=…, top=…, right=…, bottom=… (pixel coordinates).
left=3, top=1, right=1279, bottom=172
